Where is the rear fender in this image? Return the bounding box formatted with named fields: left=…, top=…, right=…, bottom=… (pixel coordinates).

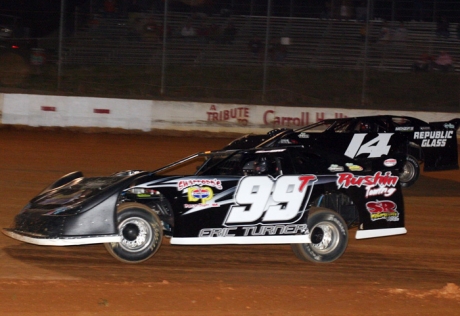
left=420, top=120, right=459, bottom=171
left=332, top=170, right=405, bottom=239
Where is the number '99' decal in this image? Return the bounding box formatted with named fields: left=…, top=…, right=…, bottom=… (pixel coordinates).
left=225, top=175, right=317, bottom=225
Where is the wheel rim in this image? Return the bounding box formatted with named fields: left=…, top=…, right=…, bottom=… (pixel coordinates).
left=399, top=161, right=415, bottom=183
left=310, top=222, right=340, bottom=254
left=118, top=217, right=153, bottom=253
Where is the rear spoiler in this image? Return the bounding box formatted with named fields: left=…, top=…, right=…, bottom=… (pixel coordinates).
left=429, top=118, right=460, bottom=131
left=422, top=118, right=459, bottom=171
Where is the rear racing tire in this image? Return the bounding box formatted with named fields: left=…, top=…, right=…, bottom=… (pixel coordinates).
left=399, top=155, right=420, bottom=188
left=291, top=208, right=348, bottom=263
left=104, top=203, right=163, bottom=263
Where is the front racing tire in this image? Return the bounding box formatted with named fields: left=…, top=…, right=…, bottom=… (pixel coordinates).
left=399, top=155, right=420, bottom=188
left=104, top=203, right=163, bottom=263
left=291, top=208, right=348, bottom=263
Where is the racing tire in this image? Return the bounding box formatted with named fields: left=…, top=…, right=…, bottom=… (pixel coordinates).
left=104, top=203, right=163, bottom=264
left=399, top=155, right=420, bottom=188
left=291, top=208, right=348, bottom=263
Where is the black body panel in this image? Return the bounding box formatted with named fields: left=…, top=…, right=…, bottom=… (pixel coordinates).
left=225, top=115, right=460, bottom=172
left=5, top=145, right=406, bottom=246
left=12, top=172, right=149, bottom=238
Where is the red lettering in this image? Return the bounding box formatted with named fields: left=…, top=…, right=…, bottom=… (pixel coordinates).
left=237, top=118, right=248, bottom=125
left=336, top=172, right=399, bottom=189
left=207, top=107, right=252, bottom=122
left=336, top=173, right=354, bottom=189
left=366, top=200, right=396, bottom=214
left=281, top=117, right=291, bottom=125
left=303, top=112, right=310, bottom=125
left=236, top=109, right=242, bottom=118
left=316, top=112, right=325, bottom=122
left=298, top=175, right=317, bottom=192
left=264, top=110, right=274, bottom=124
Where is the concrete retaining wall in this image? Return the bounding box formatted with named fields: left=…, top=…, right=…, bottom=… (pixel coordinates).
left=1, top=93, right=459, bottom=136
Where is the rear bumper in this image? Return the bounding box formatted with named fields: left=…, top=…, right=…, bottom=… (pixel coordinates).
left=355, top=227, right=407, bottom=239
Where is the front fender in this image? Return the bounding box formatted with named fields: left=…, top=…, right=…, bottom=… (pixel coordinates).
left=62, top=192, right=119, bottom=236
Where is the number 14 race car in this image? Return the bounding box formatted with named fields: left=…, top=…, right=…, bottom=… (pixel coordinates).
left=3, top=144, right=407, bottom=264
left=225, top=115, right=460, bottom=188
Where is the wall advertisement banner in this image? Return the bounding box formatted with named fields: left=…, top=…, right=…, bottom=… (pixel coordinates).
left=1, top=94, right=459, bottom=136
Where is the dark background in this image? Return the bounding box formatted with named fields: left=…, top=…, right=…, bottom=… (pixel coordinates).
left=0, top=0, right=85, bottom=37
left=2, top=1, right=460, bottom=39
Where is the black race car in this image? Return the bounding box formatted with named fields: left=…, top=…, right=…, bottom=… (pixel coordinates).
left=225, top=115, right=460, bottom=187
left=3, top=146, right=406, bottom=264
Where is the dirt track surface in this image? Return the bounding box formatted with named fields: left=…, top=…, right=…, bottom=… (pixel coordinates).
left=1, top=128, right=460, bottom=315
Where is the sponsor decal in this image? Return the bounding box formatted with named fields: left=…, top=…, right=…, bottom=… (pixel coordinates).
left=328, top=164, right=344, bottom=172
left=178, top=179, right=222, bottom=191
left=225, top=175, right=317, bottom=225
left=420, top=126, right=431, bottom=131
left=413, top=130, right=454, bottom=147
left=444, top=123, right=455, bottom=129
left=133, top=188, right=158, bottom=198
left=395, top=126, right=414, bottom=131
left=364, top=186, right=397, bottom=199
left=337, top=171, right=399, bottom=189
left=346, top=163, right=363, bottom=171
left=336, top=171, right=398, bottom=198
left=345, top=134, right=394, bottom=158
left=366, top=200, right=400, bottom=221
left=198, top=224, right=307, bottom=237
left=384, top=158, right=397, bottom=167
left=187, top=186, right=214, bottom=203
left=298, top=132, right=309, bottom=139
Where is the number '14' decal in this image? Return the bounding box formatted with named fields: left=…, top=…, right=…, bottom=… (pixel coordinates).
left=225, top=175, right=317, bottom=225
left=345, top=133, right=394, bottom=158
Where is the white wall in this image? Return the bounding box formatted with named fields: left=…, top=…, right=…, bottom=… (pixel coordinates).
left=1, top=93, right=459, bottom=135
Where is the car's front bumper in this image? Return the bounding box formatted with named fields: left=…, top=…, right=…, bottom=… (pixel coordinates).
left=2, top=228, right=120, bottom=246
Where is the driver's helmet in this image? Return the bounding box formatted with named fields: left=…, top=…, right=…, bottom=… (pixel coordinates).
left=242, top=160, right=256, bottom=175
left=359, top=122, right=371, bottom=132
left=254, top=156, right=270, bottom=175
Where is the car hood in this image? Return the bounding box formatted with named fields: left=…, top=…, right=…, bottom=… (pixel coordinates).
left=28, top=171, right=148, bottom=211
